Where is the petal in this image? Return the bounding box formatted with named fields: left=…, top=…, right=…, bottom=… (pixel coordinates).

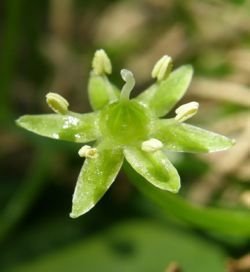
left=88, top=73, right=120, bottom=111
left=124, top=147, right=180, bottom=193
left=153, top=119, right=235, bottom=153
left=70, top=143, right=123, bottom=218
left=16, top=112, right=99, bottom=143
left=136, top=65, right=193, bottom=117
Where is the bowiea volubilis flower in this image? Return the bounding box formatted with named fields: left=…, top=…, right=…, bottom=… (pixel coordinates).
left=16, top=50, right=234, bottom=218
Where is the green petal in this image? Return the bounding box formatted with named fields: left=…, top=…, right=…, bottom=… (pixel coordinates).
left=153, top=119, right=235, bottom=153
left=88, top=72, right=120, bottom=111
left=136, top=65, right=193, bottom=117
left=16, top=112, right=99, bottom=143
left=124, top=147, right=180, bottom=193
left=70, top=143, right=123, bottom=218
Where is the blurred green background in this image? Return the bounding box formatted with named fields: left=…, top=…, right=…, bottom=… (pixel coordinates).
left=1, top=0, right=250, bottom=271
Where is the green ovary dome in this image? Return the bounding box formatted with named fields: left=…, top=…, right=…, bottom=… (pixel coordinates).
left=100, top=100, right=151, bottom=145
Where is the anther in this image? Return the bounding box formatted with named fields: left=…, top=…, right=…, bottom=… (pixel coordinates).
left=46, top=92, right=69, bottom=114
left=92, top=49, right=112, bottom=75
left=141, top=138, right=163, bottom=152
left=175, top=101, right=199, bottom=122
left=78, top=145, right=98, bottom=159
left=152, top=55, right=173, bottom=81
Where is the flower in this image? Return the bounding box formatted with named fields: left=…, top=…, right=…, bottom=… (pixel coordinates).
left=16, top=50, right=234, bottom=218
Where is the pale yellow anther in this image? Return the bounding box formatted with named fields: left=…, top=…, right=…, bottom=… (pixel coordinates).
left=78, top=145, right=98, bottom=159
left=152, top=55, right=173, bottom=81
left=141, top=138, right=163, bottom=152
left=46, top=92, right=69, bottom=114
left=175, top=101, right=199, bottom=122
left=92, top=49, right=112, bottom=75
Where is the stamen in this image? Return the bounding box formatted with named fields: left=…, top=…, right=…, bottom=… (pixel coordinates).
left=152, top=55, right=173, bottom=81
left=120, top=69, right=135, bottom=100
left=175, top=101, right=199, bottom=122
left=78, top=145, right=98, bottom=159
left=92, top=49, right=112, bottom=75
left=141, top=138, right=163, bottom=152
left=46, top=92, right=69, bottom=114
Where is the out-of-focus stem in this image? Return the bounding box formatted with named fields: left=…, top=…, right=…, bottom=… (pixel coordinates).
left=0, top=148, right=52, bottom=243
left=0, top=0, right=23, bottom=122
left=124, top=162, right=250, bottom=237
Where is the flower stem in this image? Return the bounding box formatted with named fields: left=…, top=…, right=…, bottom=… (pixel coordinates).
left=124, top=162, right=250, bottom=237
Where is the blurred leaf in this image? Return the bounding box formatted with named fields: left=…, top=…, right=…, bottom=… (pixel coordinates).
left=11, top=220, right=226, bottom=272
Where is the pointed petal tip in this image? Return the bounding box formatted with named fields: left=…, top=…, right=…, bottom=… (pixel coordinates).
left=152, top=181, right=181, bottom=194
left=170, top=183, right=181, bottom=194
left=69, top=205, right=92, bottom=219
left=15, top=115, right=36, bottom=127
left=170, top=177, right=181, bottom=193
left=183, top=64, right=193, bottom=72
left=156, top=177, right=181, bottom=194
left=69, top=212, right=78, bottom=219
left=207, top=137, right=236, bottom=153
left=70, top=200, right=96, bottom=219
left=69, top=208, right=90, bottom=218
left=15, top=116, right=21, bottom=125
left=179, top=64, right=194, bottom=78
left=15, top=115, right=27, bottom=127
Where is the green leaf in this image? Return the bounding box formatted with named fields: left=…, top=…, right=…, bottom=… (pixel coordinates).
left=88, top=73, right=120, bottom=111
left=153, top=119, right=235, bottom=153
left=124, top=147, right=180, bottom=193
left=16, top=112, right=99, bottom=143
left=136, top=65, right=193, bottom=117
left=70, top=143, right=123, bottom=218
left=11, top=220, right=227, bottom=272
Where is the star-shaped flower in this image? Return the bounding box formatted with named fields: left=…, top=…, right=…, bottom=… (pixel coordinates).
left=16, top=49, right=234, bottom=218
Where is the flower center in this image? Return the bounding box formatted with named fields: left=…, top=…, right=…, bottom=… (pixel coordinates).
left=100, top=100, right=150, bottom=145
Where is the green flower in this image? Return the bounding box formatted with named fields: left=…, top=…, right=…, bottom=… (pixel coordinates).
left=16, top=49, right=234, bottom=218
